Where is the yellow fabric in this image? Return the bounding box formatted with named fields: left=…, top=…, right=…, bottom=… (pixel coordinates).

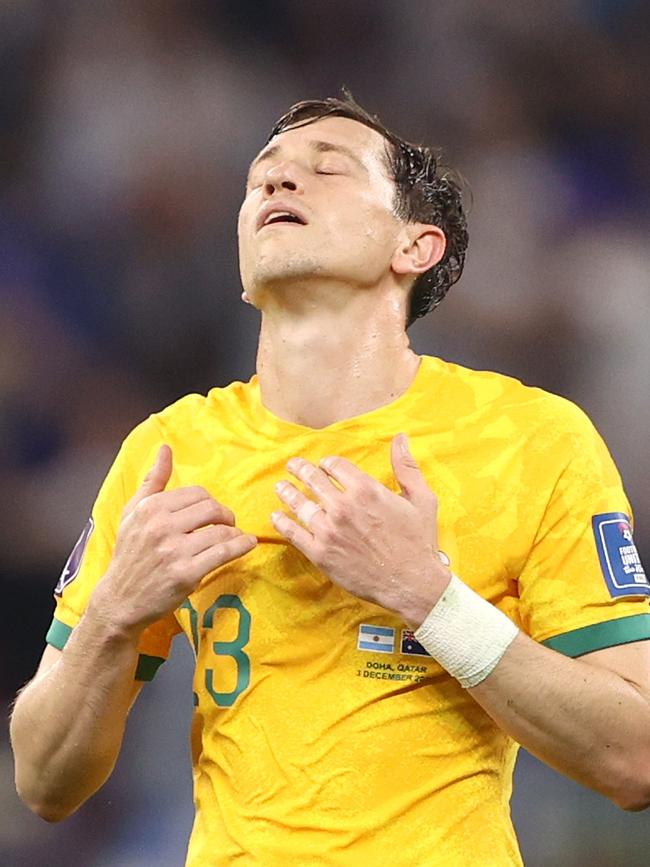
left=49, top=356, right=649, bottom=866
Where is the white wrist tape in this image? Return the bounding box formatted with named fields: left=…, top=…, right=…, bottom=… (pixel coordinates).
left=414, top=574, right=519, bottom=688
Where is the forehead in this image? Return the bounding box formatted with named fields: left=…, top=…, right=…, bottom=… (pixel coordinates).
left=254, top=115, right=390, bottom=169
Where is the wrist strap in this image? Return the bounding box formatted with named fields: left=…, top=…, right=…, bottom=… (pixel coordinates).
left=414, top=573, right=519, bottom=688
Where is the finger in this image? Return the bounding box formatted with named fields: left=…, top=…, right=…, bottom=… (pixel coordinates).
left=390, top=434, right=435, bottom=509
left=285, top=458, right=341, bottom=506
left=187, top=523, right=243, bottom=555
left=296, top=499, right=324, bottom=529
left=148, top=444, right=173, bottom=493
left=193, top=533, right=257, bottom=577
left=125, top=445, right=173, bottom=514
left=318, top=455, right=373, bottom=490
left=165, top=486, right=234, bottom=522
left=271, top=510, right=316, bottom=557
left=275, top=481, right=325, bottom=528
left=174, top=498, right=236, bottom=533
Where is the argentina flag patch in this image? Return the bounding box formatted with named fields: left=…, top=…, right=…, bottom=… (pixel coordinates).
left=357, top=624, right=395, bottom=653
left=592, top=512, right=649, bottom=598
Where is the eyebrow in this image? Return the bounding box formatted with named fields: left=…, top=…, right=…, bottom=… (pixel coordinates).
left=248, top=139, right=366, bottom=180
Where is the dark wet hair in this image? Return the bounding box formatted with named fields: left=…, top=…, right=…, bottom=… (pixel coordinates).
left=267, top=92, right=468, bottom=327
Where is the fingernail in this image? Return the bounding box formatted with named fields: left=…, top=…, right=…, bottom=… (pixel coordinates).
left=399, top=434, right=410, bottom=456
left=287, top=459, right=300, bottom=473
left=320, top=457, right=334, bottom=471
left=274, top=481, right=286, bottom=494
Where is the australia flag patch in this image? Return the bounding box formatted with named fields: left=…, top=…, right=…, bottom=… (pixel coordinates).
left=400, top=629, right=432, bottom=657
left=592, top=512, right=649, bottom=598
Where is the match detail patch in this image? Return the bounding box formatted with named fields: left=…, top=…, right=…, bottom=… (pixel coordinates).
left=592, top=512, right=649, bottom=598
left=357, top=624, right=395, bottom=654
left=55, top=517, right=94, bottom=596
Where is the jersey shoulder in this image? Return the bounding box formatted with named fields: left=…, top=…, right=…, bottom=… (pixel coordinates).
left=431, top=356, right=597, bottom=438
left=145, top=378, right=257, bottom=442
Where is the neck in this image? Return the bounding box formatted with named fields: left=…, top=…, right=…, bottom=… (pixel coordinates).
left=255, top=288, right=419, bottom=429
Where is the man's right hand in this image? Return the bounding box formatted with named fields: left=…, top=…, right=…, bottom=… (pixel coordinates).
left=88, top=444, right=257, bottom=637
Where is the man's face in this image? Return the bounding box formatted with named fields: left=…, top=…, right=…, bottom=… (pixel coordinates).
left=238, top=116, right=405, bottom=302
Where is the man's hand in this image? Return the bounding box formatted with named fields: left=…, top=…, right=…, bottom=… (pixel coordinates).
left=271, top=434, right=450, bottom=626
left=89, top=445, right=257, bottom=638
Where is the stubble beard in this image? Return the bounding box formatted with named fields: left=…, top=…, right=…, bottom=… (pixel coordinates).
left=251, top=251, right=326, bottom=292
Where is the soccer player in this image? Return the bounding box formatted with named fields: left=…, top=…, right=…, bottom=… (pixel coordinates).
left=11, top=95, right=650, bottom=866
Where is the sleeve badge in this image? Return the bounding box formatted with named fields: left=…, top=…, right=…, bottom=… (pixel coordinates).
left=54, top=517, right=95, bottom=597
left=592, top=512, right=649, bottom=598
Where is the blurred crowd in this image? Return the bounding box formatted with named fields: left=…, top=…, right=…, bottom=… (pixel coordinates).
left=1, top=2, right=649, bottom=865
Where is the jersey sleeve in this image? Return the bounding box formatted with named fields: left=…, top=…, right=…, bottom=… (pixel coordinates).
left=517, top=401, right=650, bottom=656
left=46, top=416, right=182, bottom=680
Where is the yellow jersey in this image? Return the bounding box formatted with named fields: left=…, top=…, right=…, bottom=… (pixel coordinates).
left=47, top=356, right=650, bottom=866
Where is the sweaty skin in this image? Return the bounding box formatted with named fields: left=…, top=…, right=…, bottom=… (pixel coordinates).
left=238, top=116, right=445, bottom=430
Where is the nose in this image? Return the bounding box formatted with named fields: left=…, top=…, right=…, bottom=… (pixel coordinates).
left=262, top=161, right=304, bottom=197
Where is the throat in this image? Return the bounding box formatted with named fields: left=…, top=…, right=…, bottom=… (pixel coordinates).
left=256, top=320, right=420, bottom=429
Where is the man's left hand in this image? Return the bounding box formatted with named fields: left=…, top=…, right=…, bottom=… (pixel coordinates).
left=271, top=433, right=451, bottom=627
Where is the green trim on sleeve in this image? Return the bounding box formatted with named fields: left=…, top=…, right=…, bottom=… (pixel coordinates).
left=134, top=654, right=166, bottom=682
left=542, top=613, right=650, bottom=657
left=46, top=618, right=73, bottom=649
left=45, top=617, right=166, bottom=682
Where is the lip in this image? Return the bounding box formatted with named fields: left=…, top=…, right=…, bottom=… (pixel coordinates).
left=256, top=201, right=308, bottom=233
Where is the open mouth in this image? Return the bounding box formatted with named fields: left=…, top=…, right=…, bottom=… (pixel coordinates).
left=263, top=212, right=305, bottom=227
left=257, top=205, right=308, bottom=232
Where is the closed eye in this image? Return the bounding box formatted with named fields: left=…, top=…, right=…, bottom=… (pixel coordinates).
left=315, top=159, right=350, bottom=175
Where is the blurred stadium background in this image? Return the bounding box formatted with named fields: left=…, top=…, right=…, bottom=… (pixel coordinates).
left=1, top=2, right=649, bottom=865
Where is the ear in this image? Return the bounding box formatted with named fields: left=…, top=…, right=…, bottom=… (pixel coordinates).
left=391, top=225, right=446, bottom=277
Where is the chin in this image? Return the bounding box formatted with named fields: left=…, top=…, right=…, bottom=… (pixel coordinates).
left=252, top=253, right=326, bottom=288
